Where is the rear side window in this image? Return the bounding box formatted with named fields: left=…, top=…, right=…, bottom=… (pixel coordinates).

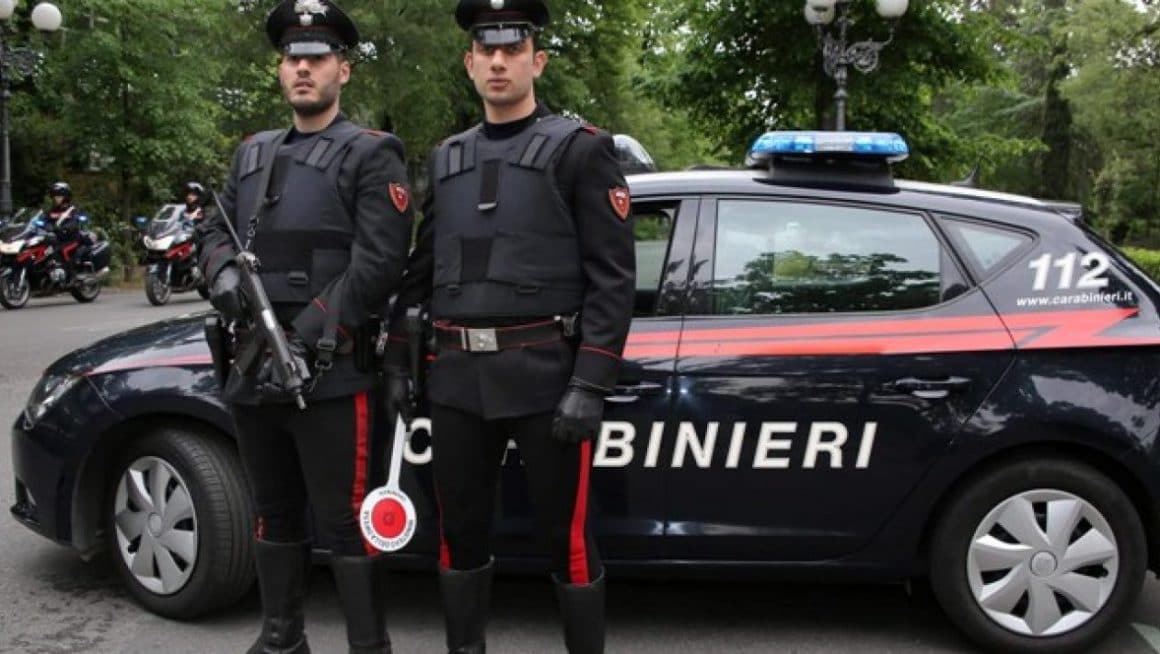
left=712, top=200, right=947, bottom=315
left=633, top=201, right=678, bottom=317
left=941, top=218, right=1031, bottom=277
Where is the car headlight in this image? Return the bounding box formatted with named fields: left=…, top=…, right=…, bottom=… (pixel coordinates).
left=24, top=373, right=83, bottom=426
left=0, top=239, right=24, bottom=254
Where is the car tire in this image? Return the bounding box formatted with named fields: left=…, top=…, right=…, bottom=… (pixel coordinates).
left=929, top=457, right=1146, bottom=654
left=105, top=426, right=255, bottom=619
left=145, top=273, right=171, bottom=306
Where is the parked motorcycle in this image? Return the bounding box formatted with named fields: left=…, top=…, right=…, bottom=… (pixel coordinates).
left=136, top=205, right=207, bottom=306
left=0, top=216, right=111, bottom=310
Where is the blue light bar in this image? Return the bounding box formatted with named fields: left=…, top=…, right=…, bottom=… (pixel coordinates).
left=746, top=131, right=910, bottom=168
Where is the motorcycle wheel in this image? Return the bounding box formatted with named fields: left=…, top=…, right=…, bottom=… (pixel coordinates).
left=71, top=276, right=102, bottom=303
left=146, top=272, right=171, bottom=306
left=0, top=272, right=30, bottom=310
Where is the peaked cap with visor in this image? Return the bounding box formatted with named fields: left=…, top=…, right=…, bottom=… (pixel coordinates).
left=266, top=0, right=360, bottom=56
left=455, top=0, right=550, bottom=46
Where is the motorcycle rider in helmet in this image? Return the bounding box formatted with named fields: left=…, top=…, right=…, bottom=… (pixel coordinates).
left=44, top=182, right=93, bottom=281
left=181, top=182, right=206, bottom=223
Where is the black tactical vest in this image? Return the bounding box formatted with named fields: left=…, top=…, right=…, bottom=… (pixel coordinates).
left=430, top=115, right=585, bottom=319
left=234, top=121, right=363, bottom=307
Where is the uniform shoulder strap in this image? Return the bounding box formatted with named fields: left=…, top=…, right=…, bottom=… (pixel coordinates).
left=296, top=120, right=365, bottom=170
left=436, top=125, right=481, bottom=181
left=241, top=129, right=285, bottom=179
left=510, top=115, right=584, bottom=171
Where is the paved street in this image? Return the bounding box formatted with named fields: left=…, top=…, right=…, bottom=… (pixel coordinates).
left=1, top=289, right=1160, bottom=653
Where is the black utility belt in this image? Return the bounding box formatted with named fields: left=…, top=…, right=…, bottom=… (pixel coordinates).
left=434, top=315, right=577, bottom=353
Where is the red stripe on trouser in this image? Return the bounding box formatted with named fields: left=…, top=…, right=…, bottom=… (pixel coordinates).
left=435, top=485, right=451, bottom=569
left=350, top=392, right=374, bottom=555
left=256, top=516, right=265, bottom=540
left=568, top=440, right=593, bottom=584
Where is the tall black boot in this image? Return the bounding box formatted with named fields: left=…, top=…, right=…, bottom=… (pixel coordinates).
left=247, top=540, right=311, bottom=654
left=554, top=571, right=605, bottom=654
left=331, top=554, right=391, bottom=654
left=439, top=558, right=494, bottom=654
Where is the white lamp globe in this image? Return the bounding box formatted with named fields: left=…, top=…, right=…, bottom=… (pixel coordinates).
left=0, top=0, right=17, bottom=22
left=804, top=3, right=836, bottom=25
left=31, top=2, right=62, bottom=32
left=809, top=0, right=838, bottom=9
left=875, top=0, right=909, bottom=19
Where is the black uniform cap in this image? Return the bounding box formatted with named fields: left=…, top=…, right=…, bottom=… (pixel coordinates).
left=266, top=0, right=360, bottom=56
left=455, top=0, right=550, bottom=46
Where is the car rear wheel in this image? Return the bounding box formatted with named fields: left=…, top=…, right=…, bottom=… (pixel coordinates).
left=105, top=427, right=255, bottom=619
left=930, top=458, right=1146, bottom=653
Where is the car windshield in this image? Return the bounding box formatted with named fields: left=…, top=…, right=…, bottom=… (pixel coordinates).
left=146, top=205, right=190, bottom=239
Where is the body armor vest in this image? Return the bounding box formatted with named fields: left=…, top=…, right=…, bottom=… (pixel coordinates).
left=234, top=121, right=363, bottom=307
left=431, top=115, right=585, bottom=319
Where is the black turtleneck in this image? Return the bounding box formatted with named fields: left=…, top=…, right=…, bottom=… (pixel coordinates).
left=482, top=103, right=550, bottom=141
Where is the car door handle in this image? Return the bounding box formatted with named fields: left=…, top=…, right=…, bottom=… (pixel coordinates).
left=605, top=381, right=666, bottom=404
left=885, top=376, right=971, bottom=399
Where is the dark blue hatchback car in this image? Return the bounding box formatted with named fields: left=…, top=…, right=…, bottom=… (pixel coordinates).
left=13, top=132, right=1160, bottom=654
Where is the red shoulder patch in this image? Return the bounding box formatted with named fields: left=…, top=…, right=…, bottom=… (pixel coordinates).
left=362, top=129, right=387, bottom=136
left=389, top=183, right=410, bottom=213
left=581, top=123, right=601, bottom=135
left=608, top=187, right=631, bottom=221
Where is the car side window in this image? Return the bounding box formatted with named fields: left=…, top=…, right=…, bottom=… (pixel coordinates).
left=712, top=200, right=949, bottom=315
left=940, top=217, right=1032, bottom=278
left=633, top=201, right=678, bottom=317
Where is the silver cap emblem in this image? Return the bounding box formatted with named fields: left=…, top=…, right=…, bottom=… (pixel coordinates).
left=295, top=0, right=329, bottom=26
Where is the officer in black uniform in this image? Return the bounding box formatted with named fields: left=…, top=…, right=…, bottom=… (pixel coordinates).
left=198, top=1, right=413, bottom=652
left=386, top=1, right=635, bottom=652
left=43, top=182, right=93, bottom=278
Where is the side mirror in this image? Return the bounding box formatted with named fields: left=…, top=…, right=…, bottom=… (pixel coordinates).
left=132, top=215, right=148, bottom=230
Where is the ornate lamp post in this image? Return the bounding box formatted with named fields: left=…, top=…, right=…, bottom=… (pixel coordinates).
left=804, top=0, right=908, bottom=131
left=0, top=0, right=62, bottom=221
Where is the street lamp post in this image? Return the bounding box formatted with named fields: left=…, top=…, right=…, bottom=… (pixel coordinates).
left=0, top=0, right=62, bottom=221
left=804, top=0, right=908, bottom=131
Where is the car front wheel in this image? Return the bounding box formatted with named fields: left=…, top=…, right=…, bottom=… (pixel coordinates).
left=930, top=457, right=1146, bottom=653
left=105, top=427, right=255, bottom=619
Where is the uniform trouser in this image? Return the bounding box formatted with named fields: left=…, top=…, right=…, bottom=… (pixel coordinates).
left=431, top=402, right=601, bottom=584
left=233, top=392, right=378, bottom=556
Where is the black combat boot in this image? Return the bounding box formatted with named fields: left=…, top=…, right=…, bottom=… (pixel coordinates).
left=247, top=540, right=311, bottom=654
left=331, top=554, right=391, bottom=654
left=554, top=571, right=605, bottom=654
left=439, top=558, right=494, bottom=654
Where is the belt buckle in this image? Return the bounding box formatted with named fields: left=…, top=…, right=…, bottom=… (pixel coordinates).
left=462, top=327, right=498, bottom=352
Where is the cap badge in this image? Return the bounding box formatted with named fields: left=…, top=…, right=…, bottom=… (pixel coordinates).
left=490, top=0, right=505, bottom=9
left=294, top=0, right=329, bottom=26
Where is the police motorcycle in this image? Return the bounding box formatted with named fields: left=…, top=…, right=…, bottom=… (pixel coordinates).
left=0, top=213, right=111, bottom=310
left=134, top=204, right=208, bottom=306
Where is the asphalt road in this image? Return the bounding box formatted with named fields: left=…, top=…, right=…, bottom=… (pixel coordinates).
left=2, top=289, right=1160, bottom=653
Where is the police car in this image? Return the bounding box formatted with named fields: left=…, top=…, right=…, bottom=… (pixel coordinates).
left=11, top=130, right=1160, bottom=654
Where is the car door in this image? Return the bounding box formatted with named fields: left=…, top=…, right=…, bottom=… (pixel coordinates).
left=491, top=196, right=698, bottom=561
left=662, top=196, right=1016, bottom=561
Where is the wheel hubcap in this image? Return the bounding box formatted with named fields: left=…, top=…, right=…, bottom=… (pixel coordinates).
left=113, top=456, right=199, bottom=595
left=967, top=489, right=1119, bottom=637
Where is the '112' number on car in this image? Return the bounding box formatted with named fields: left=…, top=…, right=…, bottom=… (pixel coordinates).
left=1028, top=252, right=1109, bottom=291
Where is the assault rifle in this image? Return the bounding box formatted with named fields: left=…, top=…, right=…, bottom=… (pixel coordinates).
left=210, top=189, right=310, bottom=410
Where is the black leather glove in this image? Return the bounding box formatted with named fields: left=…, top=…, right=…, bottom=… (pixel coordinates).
left=255, top=333, right=312, bottom=394
left=209, top=265, right=247, bottom=323
left=551, top=380, right=606, bottom=444
left=383, top=365, right=415, bottom=425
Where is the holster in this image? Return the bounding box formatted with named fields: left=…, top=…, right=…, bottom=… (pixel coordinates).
left=203, top=315, right=232, bottom=390
left=353, top=318, right=381, bottom=373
